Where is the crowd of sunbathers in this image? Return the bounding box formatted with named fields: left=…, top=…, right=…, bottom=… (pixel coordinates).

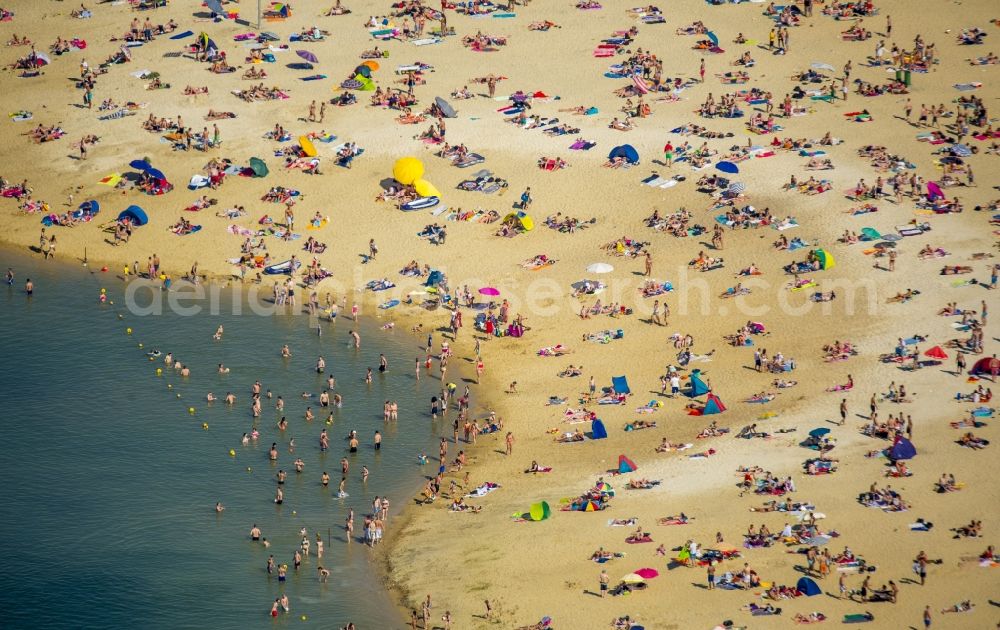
left=697, top=93, right=745, bottom=119
left=25, top=123, right=65, bottom=143
left=234, top=83, right=288, bottom=102
left=858, top=482, right=909, bottom=511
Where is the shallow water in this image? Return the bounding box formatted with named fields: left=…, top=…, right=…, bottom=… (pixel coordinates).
left=0, top=252, right=455, bottom=630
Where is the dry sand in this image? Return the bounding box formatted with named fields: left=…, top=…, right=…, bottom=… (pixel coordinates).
left=1, top=0, right=998, bottom=628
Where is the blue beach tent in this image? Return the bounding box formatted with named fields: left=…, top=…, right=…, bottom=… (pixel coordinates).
left=688, top=370, right=709, bottom=397
left=796, top=577, right=822, bottom=597
left=590, top=419, right=607, bottom=440
left=118, top=205, right=148, bottom=226
left=611, top=375, right=631, bottom=395
left=608, top=144, right=639, bottom=164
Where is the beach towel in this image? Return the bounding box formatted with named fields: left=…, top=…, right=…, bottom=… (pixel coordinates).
left=300, top=74, right=327, bottom=81
left=953, top=82, right=982, bottom=91
left=170, top=30, right=195, bottom=40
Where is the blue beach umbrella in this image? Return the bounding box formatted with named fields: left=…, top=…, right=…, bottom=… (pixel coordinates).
left=707, top=31, right=719, bottom=45
left=808, top=427, right=830, bottom=438
left=715, top=161, right=739, bottom=174
left=145, top=167, right=167, bottom=181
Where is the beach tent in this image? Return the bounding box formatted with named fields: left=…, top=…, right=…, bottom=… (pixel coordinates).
left=702, top=393, right=726, bottom=415
left=927, top=181, right=945, bottom=201
left=501, top=212, right=534, bottom=232
left=425, top=270, right=443, bottom=287
left=888, top=436, right=917, bottom=461
left=434, top=96, right=457, bottom=118
left=414, top=179, right=442, bottom=198
left=354, top=74, right=375, bottom=91
left=970, top=356, right=998, bottom=376
left=529, top=501, right=551, bottom=521
left=815, top=249, right=835, bottom=270
left=353, top=64, right=371, bottom=78
left=618, top=454, right=637, bottom=473
left=860, top=227, right=881, bottom=241
left=299, top=136, right=317, bottom=157
left=796, top=577, right=822, bottom=597
left=117, top=205, right=148, bottom=226
left=924, top=346, right=947, bottom=360
left=611, top=375, right=631, bottom=395
left=248, top=157, right=269, bottom=178
left=608, top=144, right=640, bottom=164
left=269, top=3, right=291, bottom=17
left=78, top=200, right=100, bottom=215
left=591, top=419, right=607, bottom=440
left=687, top=370, right=709, bottom=397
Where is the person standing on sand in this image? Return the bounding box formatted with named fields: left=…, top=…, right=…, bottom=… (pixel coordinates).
left=699, top=58, right=705, bottom=83
left=505, top=431, right=514, bottom=455
left=599, top=568, right=609, bottom=597
left=840, top=398, right=847, bottom=425
left=644, top=251, right=653, bottom=276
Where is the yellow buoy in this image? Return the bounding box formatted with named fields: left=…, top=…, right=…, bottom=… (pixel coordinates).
left=229, top=449, right=236, bottom=457
left=176, top=393, right=182, bottom=399
left=202, top=423, right=209, bottom=430
left=188, top=407, right=195, bottom=414
left=246, top=467, right=252, bottom=472
left=301, top=615, right=307, bottom=621
left=149, top=356, right=154, bottom=361
left=156, top=368, right=163, bottom=376
left=167, top=384, right=173, bottom=389
left=126, top=327, right=132, bottom=335
left=138, top=343, right=144, bottom=349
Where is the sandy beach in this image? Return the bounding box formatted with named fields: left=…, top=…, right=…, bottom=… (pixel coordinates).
left=1, top=0, right=999, bottom=628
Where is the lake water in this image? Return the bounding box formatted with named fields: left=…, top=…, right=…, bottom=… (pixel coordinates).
left=0, top=252, right=454, bottom=630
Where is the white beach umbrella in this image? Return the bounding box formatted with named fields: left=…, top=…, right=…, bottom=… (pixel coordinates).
left=586, top=263, right=614, bottom=274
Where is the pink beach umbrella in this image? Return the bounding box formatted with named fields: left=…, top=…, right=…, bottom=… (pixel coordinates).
left=635, top=568, right=659, bottom=579
left=479, top=287, right=500, bottom=296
